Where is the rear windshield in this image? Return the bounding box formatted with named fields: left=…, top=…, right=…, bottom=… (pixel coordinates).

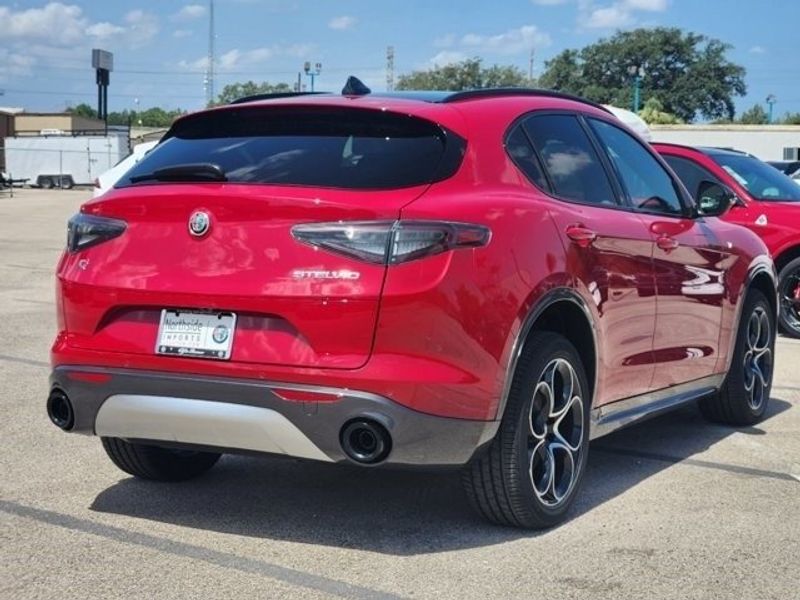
left=117, top=107, right=465, bottom=190
left=711, top=153, right=800, bottom=201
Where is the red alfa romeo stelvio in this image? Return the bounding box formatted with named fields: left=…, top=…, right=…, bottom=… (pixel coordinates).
left=653, top=143, right=800, bottom=339
left=48, top=81, right=777, bottom=528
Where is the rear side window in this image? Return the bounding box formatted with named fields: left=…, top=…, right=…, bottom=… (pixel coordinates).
left=522, top=115, right=617, bottom=206
left=589, top=119, right=684, bottom=215
left=505, top=126, right=548, bottom=190
left=118, top=107, right=465, bottom=190
left=662, top=155, right=721, bottom=200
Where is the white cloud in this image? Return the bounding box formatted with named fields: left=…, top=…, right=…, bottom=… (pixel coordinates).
left=178, top=43, right=315, bottom=72
left=427, top=24, right=551, bottom=67
left=0, top=2, right=162, bottom=84
left=172, top=4, right=207, bottom=21
left=328, top=15, right=356, bottom=30
left=427, top=50, right=468, bottom=67
left=433, top=33, right=456, bottom=48
left=124, top=10, right=159, bottom=46
left=585, top=4, right=633, bottom=27
left=460, top=25, right=552, bottom=55
left=749, top=45, right=766, bottom=55
left=86, top=21, right=125, bottom=40
left=623, top=0, right=667, bottom=10
left=0, top=2, right=88, bottom=46
left=579, top=0, right=668, bottom=29
left=173, top=29, right=193, bottom=38
left=0, top=48, right=37, bottom=81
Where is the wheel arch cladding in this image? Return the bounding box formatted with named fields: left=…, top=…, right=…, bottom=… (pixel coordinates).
left=524, top=297, right=597, bottom=405
left=773, top=244, right=800, bottom=274
left=749, top=269, right=778, bottom=318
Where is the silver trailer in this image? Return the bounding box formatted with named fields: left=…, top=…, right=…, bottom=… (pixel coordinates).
left=3, top=134, right=128, bottom=188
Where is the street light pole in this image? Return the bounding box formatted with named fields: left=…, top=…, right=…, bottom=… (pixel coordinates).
left=303, top=61, right=322, bottom=92
left=628, top=65, right=645, bottom=113
left=766, top=94, right=777, bottom=124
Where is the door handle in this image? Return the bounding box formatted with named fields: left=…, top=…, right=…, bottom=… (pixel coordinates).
left=565, top=224, right=597, bottom=248
left=656, top=235, right=679, bottom=251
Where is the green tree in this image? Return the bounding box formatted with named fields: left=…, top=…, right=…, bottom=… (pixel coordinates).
left=213, top=81, right=292, bottom=105
left=738, top=104, right=769, bottom=124
left=66, top=103, right=98, bottom=119
left=781, top=112, right=800, bottom=125
left=396, top=58, right=529, bottom=91
left=638, top=97, right=682, bottom=124
left=538, top=28, right=746, bottom=122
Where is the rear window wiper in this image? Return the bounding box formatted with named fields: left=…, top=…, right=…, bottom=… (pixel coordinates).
left=129, top=163, right=227, bottom=184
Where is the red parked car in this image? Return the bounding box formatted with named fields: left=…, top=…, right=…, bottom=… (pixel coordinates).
left=654, top=144, right=800, bottom=338
left=49, top=85, right=776, bottom=528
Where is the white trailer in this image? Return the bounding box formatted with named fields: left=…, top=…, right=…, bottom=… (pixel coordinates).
left=3, top=134, right=128, bottom=188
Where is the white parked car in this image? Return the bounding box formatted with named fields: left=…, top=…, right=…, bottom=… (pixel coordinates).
left=93, top=140, right=159, bottom=197
left=603, top=105, right=652, bottom=141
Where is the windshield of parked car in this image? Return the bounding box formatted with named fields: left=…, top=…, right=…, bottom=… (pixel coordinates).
left=711, top=153, right=800, bottom=201
left=118, top=107, right=464, bottom=190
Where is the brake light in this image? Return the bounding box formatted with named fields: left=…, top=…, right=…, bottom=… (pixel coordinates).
left=67, top=213, right=127, bottom=252
left=291, top=220, right=491, bottom=265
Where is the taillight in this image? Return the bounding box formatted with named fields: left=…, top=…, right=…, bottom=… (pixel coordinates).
left=67, top=213, right=127, bottom=252
left=291, top=220, right=491, bottom=265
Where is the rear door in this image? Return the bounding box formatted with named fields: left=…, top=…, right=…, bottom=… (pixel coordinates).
left=588, top=118, right=730, bottom=388
left=514, top=113, right=657, bottom=404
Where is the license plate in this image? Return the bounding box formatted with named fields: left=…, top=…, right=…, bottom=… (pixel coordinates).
left=155, top=309, right=236, bottom=360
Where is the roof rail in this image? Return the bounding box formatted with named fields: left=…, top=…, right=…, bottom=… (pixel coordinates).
left=230, top=91, right=329, bottom=105
left=440, top=88, right=612, bottom=113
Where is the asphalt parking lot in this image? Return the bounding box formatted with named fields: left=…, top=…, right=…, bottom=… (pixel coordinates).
left=1, top=188, right=798, bottom=600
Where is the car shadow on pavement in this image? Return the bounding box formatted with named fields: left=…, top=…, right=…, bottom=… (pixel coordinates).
left=90, top=398, right=793, bottom=555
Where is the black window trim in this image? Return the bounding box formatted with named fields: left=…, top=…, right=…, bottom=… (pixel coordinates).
left=583, top=115, right=695, bottom=219
left=503, top=109, right=629, bottom=212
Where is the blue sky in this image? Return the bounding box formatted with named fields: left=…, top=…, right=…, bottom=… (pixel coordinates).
left=1, top=0, right=798, bottom=119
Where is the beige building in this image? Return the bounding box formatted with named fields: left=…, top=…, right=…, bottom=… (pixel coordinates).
left=651, top=124, right=800, bottom=161
left=12, top=112, right=106, bottom=135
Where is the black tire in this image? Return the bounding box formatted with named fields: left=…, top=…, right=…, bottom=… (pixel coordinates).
left=462, top=331, right=591, bottom=529
left=60, top=176, right=74, bottom=190
left=699, top=289, right=774, bottom=426
left=101, top=437, right=221, bottom=481
left=778, top=256, right=800, bottom=338
left=39, top=177, right=54, bottom=190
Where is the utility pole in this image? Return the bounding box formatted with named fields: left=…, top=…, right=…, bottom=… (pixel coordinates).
left=528, top=48, right=535, bottom=83
left=204, top=0, right=215, bottom=106
left=386, top=46, right=395, bottom=92
left=766, top=94, right=777, bottom=124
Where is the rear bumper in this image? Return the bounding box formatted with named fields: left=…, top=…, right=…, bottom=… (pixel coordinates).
left=49, top=366, right=498, bottom=467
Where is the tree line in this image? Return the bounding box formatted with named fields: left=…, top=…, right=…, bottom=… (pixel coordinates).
left=68, top=27, right=797, bottom=126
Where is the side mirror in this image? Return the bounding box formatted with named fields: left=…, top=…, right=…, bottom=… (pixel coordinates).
left=696, top=180, right=737, bottom=217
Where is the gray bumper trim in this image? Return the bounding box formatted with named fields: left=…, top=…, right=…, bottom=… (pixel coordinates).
left=50, top=367, right=498, bottom=467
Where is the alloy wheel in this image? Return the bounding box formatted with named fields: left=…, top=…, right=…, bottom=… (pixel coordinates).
left=743, top=305, right=772, bottom=411
left=527, top=358, right=585, bottom=507
left=779, top=270, right=800, bottom=335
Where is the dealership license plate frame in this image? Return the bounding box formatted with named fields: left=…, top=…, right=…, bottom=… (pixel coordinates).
left=155, top=309, right=237, bottom=360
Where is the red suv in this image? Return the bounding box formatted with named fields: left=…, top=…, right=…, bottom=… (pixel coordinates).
left=654, top=144, right=800, bottom=338
left=49, top=86, right=776, bottom=528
